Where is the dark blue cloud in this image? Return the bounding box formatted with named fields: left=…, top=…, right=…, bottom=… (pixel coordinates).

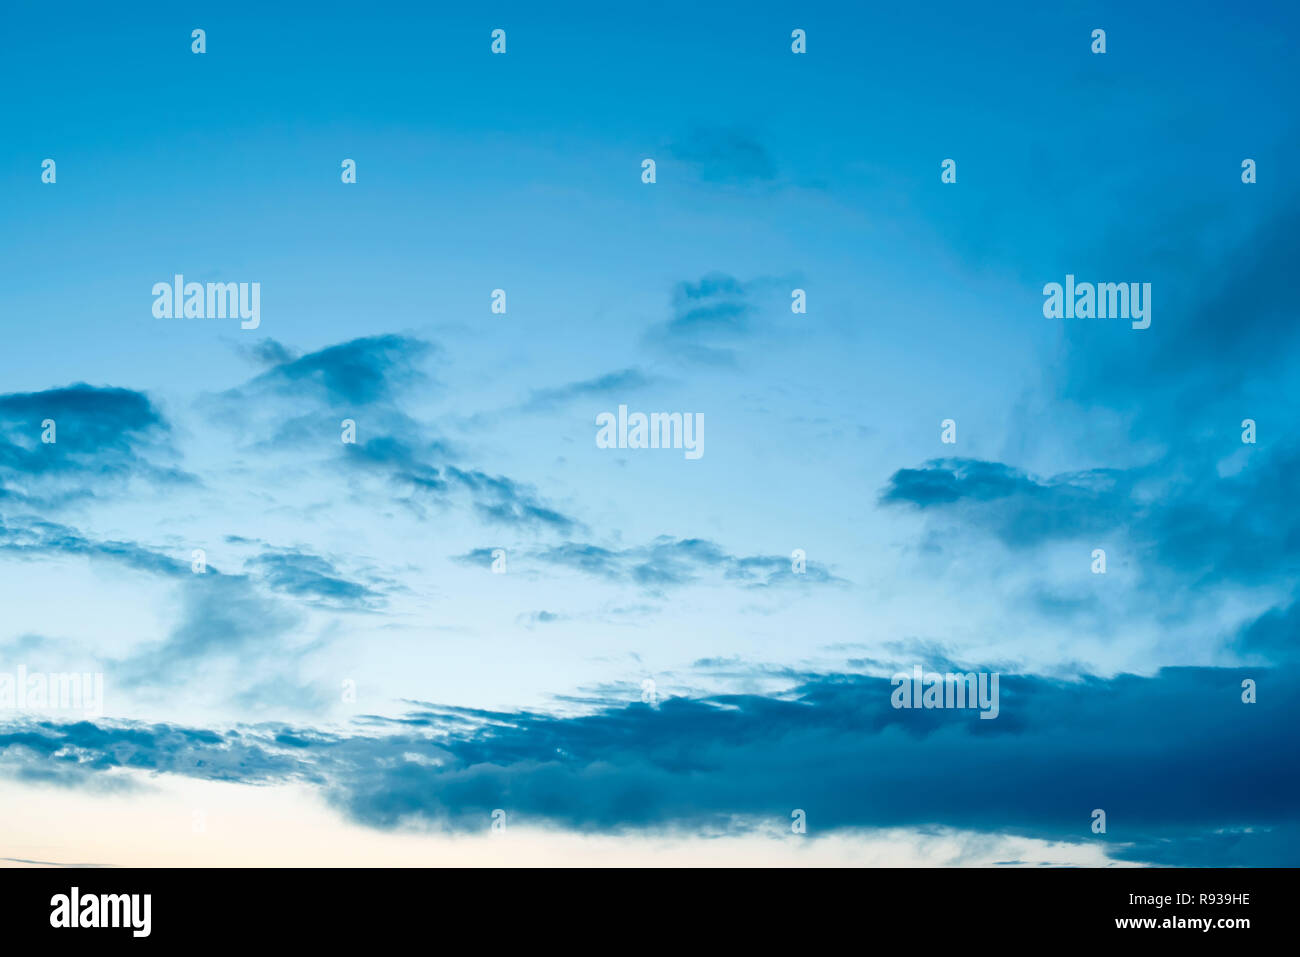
left=1, top=666, right=1292, bottom=865
left=0, top=384, right=188, bottom=506
left=880, top=457, right=1131, bottom=547
left=880, top=444, right=1300, bottom=598
left=1234, top=595, right=1300, bottom=664
left=244, top=547, right=389, bottom=610
left=1059, top=191, right=1300, bottom=428
left=115, top=571, right=305, bottom=684
left=343, top=433, right=451, bottom=491
left=0, top=719, right=310, bottom=788
left=444, top=467, right=577, bottom=532
left=229, top=334, right=435, bottom=406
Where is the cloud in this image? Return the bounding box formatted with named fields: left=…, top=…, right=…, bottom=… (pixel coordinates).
left=0, top=514, right=339, bottom=700
left=669, top=127, right=776, bottom=184
left=0, top=515, right=190, bottom=579
left=0, top=384, right=188, bottom=507
left=517, top=610, right=565, bottom=628
left=456, top=367, right=663, bottom=432
left=209, top=336, right=581, bottom=532
left=0, top=719, right=310, bottom=789
left=445, top=467, right=577, bottom=532
left=1, top=666, right=1292, bottom=865
left=457, top=536, right=842, bottom=591
left=114, top=571, right=307, bottom=690
left=451, top=547, right=499, bottom=569
left=233, top=337, right=298, bottom=368
left=879, top=446, right=1300, bottom=597
left=643, top=273, right=787, bottom=366
left=342, top=433, right=451, bottom=490
left=880, top=457, right=1130, bottom=548
left=223, top=334, right=435, bottom=407
left=1059, top=192, right=1300, bottom=428
left=244, top=547, right=389, bottom=611
left=1234, top=595, right=1300, bottom=664
left=518, top=368, right=659, bottom=415
left=346, top=446, right=579, bottom=531
left=668, top=274, right=755, bottom=336
left=0, top=514, right=386, bottom=615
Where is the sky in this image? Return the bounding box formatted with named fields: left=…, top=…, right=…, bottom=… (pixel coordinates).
left=0, top=0, right=1297, bottom=866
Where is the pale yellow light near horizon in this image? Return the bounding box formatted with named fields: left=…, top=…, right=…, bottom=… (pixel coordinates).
left=0, top=773, right=1128, bottom=868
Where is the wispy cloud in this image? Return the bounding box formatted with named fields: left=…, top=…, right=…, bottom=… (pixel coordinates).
left=456, top=536, right=842, bottom=591
left=222, top=335, right=435, bottom=407
left=669, top=126, right=777, bottom=184
left=206, top=335, right=582, bottom=531
left=880, top=446, right=1300, bottom=596
left=0, top=384, right=189, bottom=507
left=244, top=546, right=390, bottom=611
left=518, top=368, right=660, bottom=415
left=643, top=272, right=788, bottom=366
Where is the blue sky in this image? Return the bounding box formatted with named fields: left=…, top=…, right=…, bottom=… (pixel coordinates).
left=0, top=0, right=1297, bottom=866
